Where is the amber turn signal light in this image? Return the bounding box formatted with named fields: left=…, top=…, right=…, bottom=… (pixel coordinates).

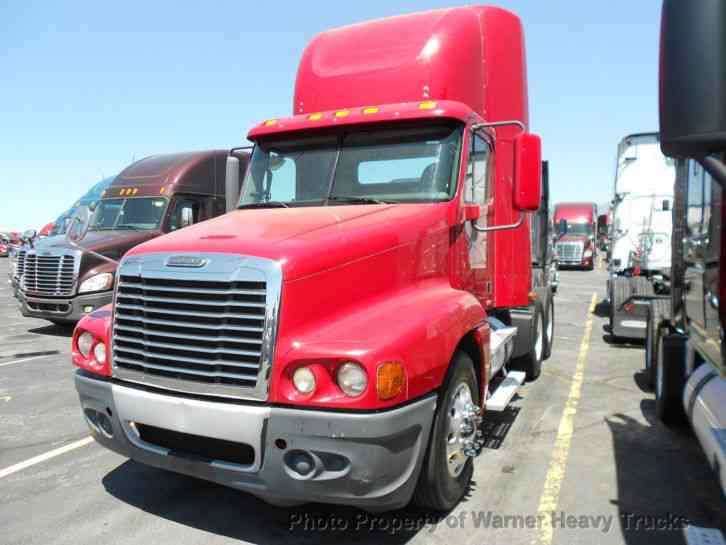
left=377, top=362, right=405, bottom=400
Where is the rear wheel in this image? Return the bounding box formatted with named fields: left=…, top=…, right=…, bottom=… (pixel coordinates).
left=543, top=294, right=555, bottom=360
left=414, top=351, right=479, bottom=512
left=655, top=330, right=687, bottom=426
left=644, top=303, right=658, bottom=389
left=513, top=302, right=544, bottom=381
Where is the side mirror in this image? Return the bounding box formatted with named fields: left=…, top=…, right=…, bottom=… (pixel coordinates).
left=662, top=199, right=670, bottom=212
left=66, top=206, right=91, bottom=244
left=660, top=1, right=726, bottom=157
left=512, top=133, right=542, bottom=211
left=597, top=213, right=608, bottom=236
left=179, top=207, right=194, bottom=228
left=22, top=229, right=37, bottom=242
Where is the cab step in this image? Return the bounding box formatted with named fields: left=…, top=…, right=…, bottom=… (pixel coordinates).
left=489, top=325, right=517, bottom=377
left=486, top=370, right=526, bottom=412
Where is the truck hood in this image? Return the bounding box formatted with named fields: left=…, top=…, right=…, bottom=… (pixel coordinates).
left=128, top=204, right=451, bottom=281
left=38, top=229, right=160, bottom=260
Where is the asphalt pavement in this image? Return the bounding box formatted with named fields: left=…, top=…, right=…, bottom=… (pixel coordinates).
left=0, top=257, right=723, bottom=545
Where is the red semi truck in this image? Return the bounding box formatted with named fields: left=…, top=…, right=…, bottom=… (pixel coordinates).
left=553, top=202, right=597, bottom=269
left=70, top=6, right=550, bottom=512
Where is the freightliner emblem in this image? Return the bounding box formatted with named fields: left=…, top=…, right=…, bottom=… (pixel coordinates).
left=166, top=255, right=208, bottom=268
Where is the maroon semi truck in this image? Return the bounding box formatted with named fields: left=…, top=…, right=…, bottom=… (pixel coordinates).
left=553, top=202, right=597, bottom=269
left=17, top=149, right=249, bottom=324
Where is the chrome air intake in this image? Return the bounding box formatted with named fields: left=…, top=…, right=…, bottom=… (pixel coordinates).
left=111, top=253, right=281, bottom=401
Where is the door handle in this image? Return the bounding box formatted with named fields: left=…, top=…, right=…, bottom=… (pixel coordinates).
left=706, top=291, right=720, bottom=310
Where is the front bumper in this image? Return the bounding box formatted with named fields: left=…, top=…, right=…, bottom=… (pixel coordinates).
left=558, top=256, right=593, bottom=267
left=19, top=290, right=112, bottom=323
left=75, top=372, right=437, bottom=510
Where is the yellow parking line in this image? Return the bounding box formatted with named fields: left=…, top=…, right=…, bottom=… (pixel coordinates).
left=536, top=292, right=597, bottom=545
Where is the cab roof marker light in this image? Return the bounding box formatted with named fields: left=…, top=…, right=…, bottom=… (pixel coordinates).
left=264, top=119, right=278, bottom=126
left=362, top=106, right=379, bottom=115
left=308, top=112, right=323, bottom=120
left=334, top=110, right=350, bottom=118
left=419, top=100, right=437, bottom=110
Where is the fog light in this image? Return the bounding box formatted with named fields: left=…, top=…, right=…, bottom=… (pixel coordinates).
left=336, top=362, right=367, bottom=397
left=93, top=342, right=106, bottom=364
left=78, top=332, right=93, bottom=358
left=83, top=305, right=94, bottom=313
left=292, top=367, right=316, bottom=394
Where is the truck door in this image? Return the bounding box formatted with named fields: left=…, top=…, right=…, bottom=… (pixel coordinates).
left=166, top=195, right=214, bottom=232
left=463, top=131, right=493, bottom=304
left=683, top=161, right=710, bottom=345
left=702, top=173, right=722, bottom=365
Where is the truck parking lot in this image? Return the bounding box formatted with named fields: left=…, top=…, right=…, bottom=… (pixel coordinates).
left=1, top=258, right=723, bottom=545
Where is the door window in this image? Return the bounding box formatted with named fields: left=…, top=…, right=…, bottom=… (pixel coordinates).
left=168, top=195, right=210, bottom=231
left=464, top=133, right=492, bottom=204
left=685, top=161, right=712, bottom=260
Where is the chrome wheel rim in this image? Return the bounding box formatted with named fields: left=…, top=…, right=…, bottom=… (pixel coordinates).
left=546, top=304, right=554, bottom=344
left=534, top=313, right=543, bottom=361
left=445, top=383, right=474, bottom=478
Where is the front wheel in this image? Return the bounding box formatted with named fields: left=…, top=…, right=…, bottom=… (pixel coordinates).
left=655, top=330, right=687, bottom=426
left=413, top=351, right=479, bottom=512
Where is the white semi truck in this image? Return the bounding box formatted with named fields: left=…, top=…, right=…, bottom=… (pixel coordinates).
left=608, top=133, right=676, bottom=348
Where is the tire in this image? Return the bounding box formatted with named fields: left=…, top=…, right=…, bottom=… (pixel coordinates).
left=543, top=294, right=555, bottom=360
left=513, top=302, right=544, bottom=380
left=645, top=299, right=670, bottom=388
left=413, top=351, right=479, bottom=512
left=655, top=330, right=687, bottom=426
left=644, top=303, right=658, bottom=389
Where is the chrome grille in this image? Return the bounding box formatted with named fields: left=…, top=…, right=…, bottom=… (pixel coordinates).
left=22, top=253, right=76, bottom=295
left=556, top=242, right=583, bottom=262
left=14, top=249, right=26, bottom=280
left=112, top=254, right=281, bottom=401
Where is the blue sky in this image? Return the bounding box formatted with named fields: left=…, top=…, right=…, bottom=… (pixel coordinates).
left=0, top=1, right=662, bottom=230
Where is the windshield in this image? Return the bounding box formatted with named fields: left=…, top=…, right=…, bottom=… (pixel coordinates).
left=239, top=123, right=463, bottom=207
left=558, top=222, right=592, bottom=236
left=50, top=216, right=70, bottom=236
left=89, top=197, right=167, bottom=231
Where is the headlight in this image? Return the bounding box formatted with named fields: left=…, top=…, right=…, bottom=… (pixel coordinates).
left=292, top=367, right=316, bottom=394
left=93, top=342, right=106, bottom=364
left=336, top=362, right=367, bottom=397
left=78, top=332, right=94, bottom=358
left=583, top=249, right=593, bottom=258
left=79, top=273, right=113, bottom=294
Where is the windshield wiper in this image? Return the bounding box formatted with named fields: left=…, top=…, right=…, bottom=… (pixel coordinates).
left=238, top=201, right=290, bottom=209
left=327, top=195, right=392, bottom=205
left=114, top=225, right=142, bottom=230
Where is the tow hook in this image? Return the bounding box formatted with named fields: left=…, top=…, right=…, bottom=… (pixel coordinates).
left=461, top=402, right=485, bottom=457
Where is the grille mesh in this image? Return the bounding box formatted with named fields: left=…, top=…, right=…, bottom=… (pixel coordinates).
left=556, top=242, right=583, bottom=261
left=23, top=254, right=76, bottom=295
left=113, top=275, right=266, bottom=389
